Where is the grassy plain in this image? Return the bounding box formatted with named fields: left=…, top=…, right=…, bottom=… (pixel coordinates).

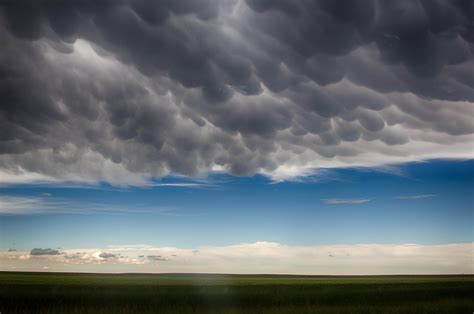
left=0, top=272, right=473, bottom=313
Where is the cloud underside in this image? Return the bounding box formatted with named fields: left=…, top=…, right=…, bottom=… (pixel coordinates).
left=2, top=242, right=473, bottom=275
left=0, top=0, right=473, bottom=184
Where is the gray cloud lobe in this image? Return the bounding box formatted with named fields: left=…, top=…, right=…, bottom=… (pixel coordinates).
left=0, top=0, right=473, bottom=184
left=147, top=255, right=169, bottom=262
left=99, top=252, right=117, bottom=259
left=30, top=248, right=62, bottom=256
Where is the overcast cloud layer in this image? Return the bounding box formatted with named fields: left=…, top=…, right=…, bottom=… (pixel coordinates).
left=1, top=0, right=473, bottom=184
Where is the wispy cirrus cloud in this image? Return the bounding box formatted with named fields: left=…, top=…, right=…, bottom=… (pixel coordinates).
left=322, top=198, right=371, bottom=205
left=0, top=195, right=175, bottom=216
left=0, top=176, right=218, bottom=190
left=0, top=196, right=58, bottom=215
left=396, top=194, right=435, bottom=200
left=147, top=182, right=214, bottom=188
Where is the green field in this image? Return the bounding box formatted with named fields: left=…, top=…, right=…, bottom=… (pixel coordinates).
left=0, top=272, right=473, bottom=313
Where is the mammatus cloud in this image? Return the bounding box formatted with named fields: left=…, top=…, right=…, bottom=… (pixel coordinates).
left=2, top=242, right=472, bottom=275
left=396, top=194, right=435, bottom=200
left=322, top=198, right=371, bottom=205
left=0, top=0, right=473, bottom=185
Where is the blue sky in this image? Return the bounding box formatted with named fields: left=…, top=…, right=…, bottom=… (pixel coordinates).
left=1, top=159, right=472, bottom=251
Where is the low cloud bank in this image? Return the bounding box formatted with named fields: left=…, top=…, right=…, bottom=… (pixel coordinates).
left=3, top=242, right=472, bottom=275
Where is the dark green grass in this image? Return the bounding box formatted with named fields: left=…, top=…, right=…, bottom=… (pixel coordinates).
left=0, top=272, right=473, bottom=313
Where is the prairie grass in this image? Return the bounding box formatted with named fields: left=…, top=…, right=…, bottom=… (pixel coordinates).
left=0, top=272, right=472, bottom=313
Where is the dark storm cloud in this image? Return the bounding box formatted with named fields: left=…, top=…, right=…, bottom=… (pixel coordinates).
left=0, top=0, right=472, bottom=184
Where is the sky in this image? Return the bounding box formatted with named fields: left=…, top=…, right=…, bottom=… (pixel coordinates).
left=0, top=0, right=473, bottom=274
